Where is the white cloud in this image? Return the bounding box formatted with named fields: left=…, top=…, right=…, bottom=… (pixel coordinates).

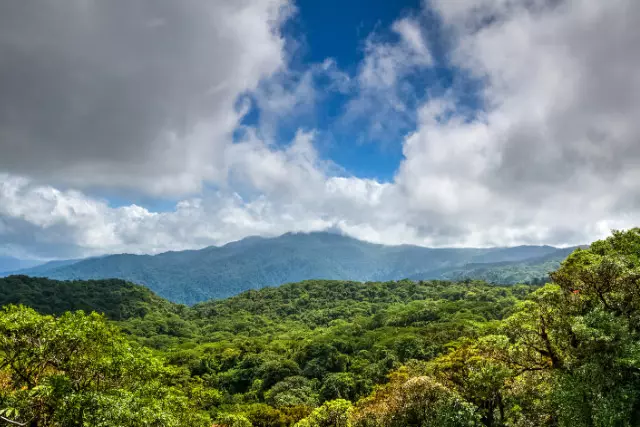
left=249, top=59, right=351, bottom=142
left=391, top=19, right=432, bottom=66
left=0, top=0, right=291, bottom=196
left=342, top=17, right=433, bottom=142
left=227, top=130, right=328, bottom=199
left=390, top=0, right=640, bottom=245
left=0, top=130, right=394, bottom=258
left=2, top=0, right=640, bottom=258
left=359, top=18, right=432, bottom=89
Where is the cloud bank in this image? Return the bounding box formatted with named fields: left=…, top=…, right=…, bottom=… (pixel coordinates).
left=1, top=0, right=639, bottom=258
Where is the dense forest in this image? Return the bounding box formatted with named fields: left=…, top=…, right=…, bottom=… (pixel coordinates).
left=1, top=229, right=640, bottom=426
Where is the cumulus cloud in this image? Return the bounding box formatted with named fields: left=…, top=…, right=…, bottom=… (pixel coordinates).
left=0, top=171, right=365, bottom=259
left=0, top=0, right=291, bottom=196
left=249, top=58, right=351, bottom=141
left=392, top=0, right=640, bottom=245
left=0, top=130, right=392, bottom=258
left=2, top=0, right=640, bottom=258
left=343, top=17, right=433, bottom=142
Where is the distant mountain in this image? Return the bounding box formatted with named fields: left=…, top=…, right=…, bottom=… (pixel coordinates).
left=415, top=246, right=581, bottom=284
left=7, top=258, right=83, bottom=276
left=13, top=232, right=579, bottom=304
left=0, top=256, right=44, bottom=274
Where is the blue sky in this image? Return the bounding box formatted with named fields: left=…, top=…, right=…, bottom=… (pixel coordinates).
left=297, top=0, right=423, bottom=67
left=243, top=0, right=427, bottom=182
left=240, top=0, right=483, bottom=183
left=110, top=0, right=432, bottom=208
left=0, top=0, right=639, bottom=258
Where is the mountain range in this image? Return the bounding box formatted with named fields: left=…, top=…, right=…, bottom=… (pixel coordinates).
left=5, top=232, right=579, bottom=304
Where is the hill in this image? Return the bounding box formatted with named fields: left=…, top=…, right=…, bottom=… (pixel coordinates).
left=0, top=275, right=177, bottom=320
left=12, top=232, right=576, bottom=304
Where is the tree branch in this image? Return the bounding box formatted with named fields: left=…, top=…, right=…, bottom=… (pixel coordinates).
left=0, top=415, right=28, bottom=426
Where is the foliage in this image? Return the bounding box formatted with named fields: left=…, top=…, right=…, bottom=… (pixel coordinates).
left=295, top=400, right=352, bottom=427
left=0, top=276, right=531, bottom=425
left=0, top=275, right=178, bottom=320
left=350, top=367, right=478, bottom=427
left=383, top=228, right=640, bottom=426
left=4, top=228, right=640, bottom=426
left=0, top=305, right=210, bottom=426
left=215, top=413, right=253, bottom=427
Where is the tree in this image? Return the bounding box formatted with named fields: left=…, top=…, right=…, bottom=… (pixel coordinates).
left=295, top=399, right=352, bottom=427
left=320, top=373, right=356, bottom=402
left=350, top=368, right=478, bottom=427
left=214, top=413, right=252, bottom=427
left=265, top=376, right=319, bottom=408
left=0, top=305, right=210, bottom=427
left=494, top=229, right=640, bottom=425
left=258, top=359, right=302, bottom=390
left=426, top=340, right=513, bottom=427
left=349, top=229, right=640, bottom=426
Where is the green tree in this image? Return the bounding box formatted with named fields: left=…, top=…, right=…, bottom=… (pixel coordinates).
left=320, top=373, right=357, bottom=402
left=0, top=305, right=210, bottom=427
left=295, top=399, right=352, bottom=427
left=264, top=376, right=319, bottom=408
left=215, top=413, right=253, bottom=427
left=351, top=368, right=478, bottom=427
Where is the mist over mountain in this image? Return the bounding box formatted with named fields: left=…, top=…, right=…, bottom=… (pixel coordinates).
left=0, top=256, right=43, bottom=274
left=13, top=232, right=576, bottom=304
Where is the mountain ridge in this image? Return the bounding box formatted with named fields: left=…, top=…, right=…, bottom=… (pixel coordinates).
left=9, top=232, right=580, bottom=304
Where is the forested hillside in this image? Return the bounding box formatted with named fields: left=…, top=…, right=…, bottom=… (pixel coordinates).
left=430, top=246, right=579, bottom=284
left=11, top=232, right=573, bottom=304
left=0, top=275, right=178, bottom=320
left=1, top=228, right=639, bottom=426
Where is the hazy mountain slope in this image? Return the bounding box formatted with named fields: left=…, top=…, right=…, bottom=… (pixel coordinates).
left=5, top=258, right=83, bottom=276
left=419, top=246, right=580, bottom=284
left=15, top=232, right=576, bottom=304
left=0, top=256, right=43, bottom=273
left=467, top=245, right=560, bottom=264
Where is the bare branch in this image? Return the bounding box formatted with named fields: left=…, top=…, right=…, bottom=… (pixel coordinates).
left=0, top=415, right=28, bottom=426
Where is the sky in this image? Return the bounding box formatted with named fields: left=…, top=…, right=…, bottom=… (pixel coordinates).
left=1, top=0, right=639, bottom=259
